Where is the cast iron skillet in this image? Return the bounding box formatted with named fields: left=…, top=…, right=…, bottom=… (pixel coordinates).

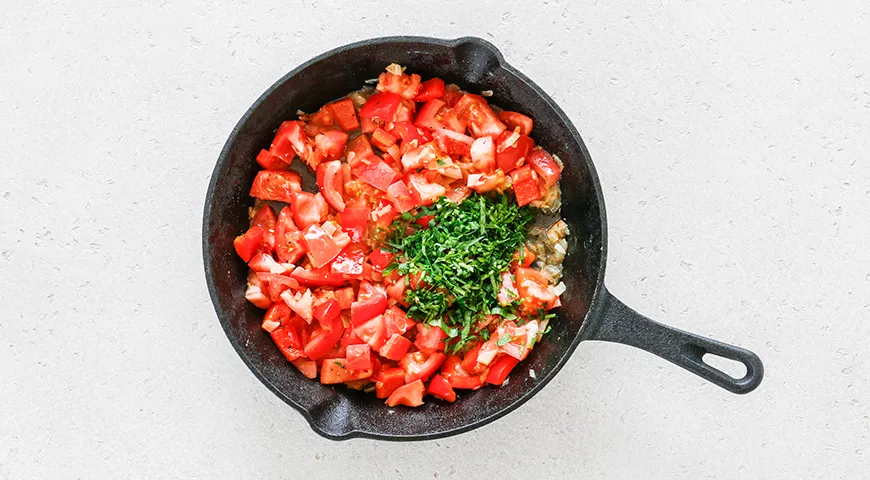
left=203, top=36, right=764, bottom=441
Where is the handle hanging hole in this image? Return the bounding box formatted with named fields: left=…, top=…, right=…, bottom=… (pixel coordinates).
left=702, top=353, right=748, bottom=379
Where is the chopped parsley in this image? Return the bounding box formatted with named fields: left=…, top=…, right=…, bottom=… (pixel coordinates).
left=384, top=193, right=536, bottom=352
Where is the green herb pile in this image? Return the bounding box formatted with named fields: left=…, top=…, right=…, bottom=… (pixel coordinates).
left=384, top=193, right=536, bottom=352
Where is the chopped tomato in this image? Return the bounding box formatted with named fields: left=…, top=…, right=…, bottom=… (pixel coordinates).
left=406, top=173, right=446, bottom=206
left=383, top=306, right=415, bottom=337
left=256, top=149, right=289, bottom=170
left=430, top=128, right=474, bottom=156
left=526, top=147, right=562, bottom=188
left=371, top=127, right=397, bottom=151
left=470, top=136, right=496, bottom=173
left=312, top=298, right=341, bottom=330
left=280, top=288, right=313, bottom=323
left=316, top=160, right=346, bottom=212
left=351, top=281, right=388, bottom=326
left=250, top=204, right=277, bottom=252
left=258, top=272, right=301, bottom=303
left=303, top=315, right=344, bottom=360
left=353, top=314, right=388, bottom=351
left=302, top=223, right=342, bottom=268
left=400, top=142, right=440, bottom=172
left=427, top=374, right=456, bottom=402
left=346, top=134, right=375, bottom=163
left=486, top=354, right=520, bottom=385
left=335, top=286, right=355, bottom=310
left=359, top=92, right=401, bottom=124
left=290, top=192, right=328, bottom=230
left=385, top=180, right=417, bottom=213
left=509, top=165, right=542, bottom=207
left=460, top=342, right=483, bottom=371
left=274, top=207, right=306, bottom=264
left=326, top=98, right=359, bottom=132
left=330, top=243, right=366, bottom=277
left=291, top=358, right=317, bottom=379
left=289, top=266, right=348, bottom=287
left=515, top=267, right=557, bottom=314
left=313, top=130, right=348, bottom=162
left=414, top=324, right=447, bottom=353
left=441, top=355, right=486, bottom=390
left=380, top=333, right=412, bottom=361
left=385, top=276, right=406, bottom=303
left=377, top=68, right=422, bottom=100
left=233, top=226, right=264, bottom=262
left=385, top=379, right=425, bottom=407
left=245, top=272, right=273, bottom=309
left=376, top=367, right=406, bottom=399
left=337, top=202, right=370, bottom=243
left=370, top=200, right=398, bottom=228
left=248, top=252, right=291, bottom=274
left=467, top=170, right=508, bottom=194
left=498, top=271, right=518, bottom=305
left=351, top=157, right=399, bottom=192
left=368, top=249, right=394, bottom=272
left=249, top=171, right=302, bottom=203
left=414, top=77, right=445, bottom=102
left=270, top=320, right=305, bottom=361
left=444, top=185, right=471, bottom=203
left=320, top=358, right=372, bottom=384
left=494, top=132, right=534, bottom=173
left=388, top=121, right=430, bottom=146
left=270, top=120, right=310, bottom=162
left=414, top=99, right=446, bottom=130
left=345, top=343, right=372, bottom=371
left=455, top=94, right=506, bottom=138
left=400, top=351, right=446, bottom=384
left=498, top=111, right=534, bottom=136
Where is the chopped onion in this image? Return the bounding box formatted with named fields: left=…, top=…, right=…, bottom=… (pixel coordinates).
left=541, top=264, right=562, bottom=283
left=349, top=91, right=368, bottom=108
left=481, top=90, right=493, bottom=97
left=546, top=220, right=568, bottom=244
left=529, top=369, right=537, bottom=379
left=386, top=63, right=405, bottom=75
left=363, top=78, right=379, bottom=84
left=552, top=282, right=567, bottom=296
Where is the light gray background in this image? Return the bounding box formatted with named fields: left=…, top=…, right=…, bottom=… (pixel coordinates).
left=2, top=1, right=868, bottom=478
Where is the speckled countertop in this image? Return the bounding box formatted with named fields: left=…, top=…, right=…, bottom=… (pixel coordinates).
left=2, top=1, right=868, bottom=478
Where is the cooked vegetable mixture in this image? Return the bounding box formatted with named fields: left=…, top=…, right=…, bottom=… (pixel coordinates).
left=234, top=64, right=568, bottom=407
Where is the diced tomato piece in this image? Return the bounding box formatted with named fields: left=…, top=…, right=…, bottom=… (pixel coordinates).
left=312, top=298, right=341, bottom=330
left=512, top=245, right=536, bottom=269
left=353, top=314, right=388, bottom=351
left=274, top=120, right=311, bottom=160
left=303, top=315, right=344, bottom=360
left=380, top=333, right=412, bottom=361
left=385, top=180, right=417, bottom=213
left=327, top=98, right=360, bottom=132
left=335, top=286, right=355, bottom=310
left=345, top=343, right=372, bottom=371
left=406, top=173, right=447, bottom=206
left=385, top=276, right=406, bottom=303
left=368, top=249, right=394, bottom=272
left=377, top=68, right=422, bottom=100
left=314, top=160, right=346, bottom=212
left=470, top=136, right=496, bottom=173
left=498, top=111, right=534, bottom=136
left=248, top=252, right=291, bottom=274
left=459, top=342, right=483, bottom=371
left=257, top=272, right=301, bottom=303
left=291, top=358, right=317, bottom=379
left=370, top=200, right=398, bottom=229
left=444, top=185, right=471, bottom=203
left=369, top=127, right=396, bottom=150
left=359, top=92, right=401, bottom=124
left=414, top=324, right=447, bottom=353
left=415, top=215, right=435, bottom=228
left=427, top=374, right=456, bottom=402
left=274, top=206, right=306, bottom=264
left=351, top=157, right=399, bottom=192
left=440, top=84, right=463, bottom=106
left=388, top=121, right=430, bottom=146
left=337, top=202, right=369, bottom=244
left=330, top=243, right=366, bottom=277
left=346, top=134, right=375, bottom=163
left=455, top=94, right=506, bottom=138
left=301, top=223, right=342, bottom=268
left=498, top=271, right=518, bottom=305
left=515, top=267, right=557, bottom=314
left=249, top=171, right=302, bottom=203
left=385, top=379, right=425, bottom=407
left=351, top=281, right=388, bottom=326
left=495, top=132, right=534, bottom=173
left=289, top=266, right=348, bottom=287
left=383, top=306, right=415, bottom=337
left=290, top=192, right=328, bottom=230
left=375, top=367, right=406, bottom=399
left=280, top=288, right=313, bottom=323
left=233, top=225, right=264, bottom=262
left=341, top=322, right=365, bottom=348
left=400, top=351, right=447, bottom=384
left=320, top=358, right=372, bottom=384
left=400, top=142, right=440, bottom=172
left=256, top=149, right=289, bottom=170
left=510, top=165, right=543, bottom=206
left=270, top=319, right=304, bottom=361
left=245, top=272, right=273, bottom=309
left=250, top=204, right=277, bottom=252
left=263, top=301, right=291, bottom=328
left=414, top=78, right=445, bottom=102
left=526, top=147, right=562, bottom=188
left=414, top=99, right=446, bottom=130
left=313, top=130, right=347, bottom=162
left=430, top=128, right=474, bottom=156
left=441, top=355, right=486, bottom=390
left=486, top=354, right=520, bottom=385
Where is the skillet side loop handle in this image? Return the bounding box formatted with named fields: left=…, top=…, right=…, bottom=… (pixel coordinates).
left=589, top=289, right=764, bottom=394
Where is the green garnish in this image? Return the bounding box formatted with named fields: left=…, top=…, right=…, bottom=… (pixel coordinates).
left=385, top=193, right=536, bottom=353
left=496, top=334, right=513, bottom=347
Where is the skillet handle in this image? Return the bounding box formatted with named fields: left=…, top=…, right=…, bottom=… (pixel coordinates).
left=588, top=288, right=764, bottom=393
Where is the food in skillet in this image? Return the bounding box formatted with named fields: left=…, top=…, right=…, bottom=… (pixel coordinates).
left=234, top=64, right=569, bottom=407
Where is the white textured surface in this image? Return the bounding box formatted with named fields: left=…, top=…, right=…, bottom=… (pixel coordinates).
left=2, top=1, right=869, bottom=478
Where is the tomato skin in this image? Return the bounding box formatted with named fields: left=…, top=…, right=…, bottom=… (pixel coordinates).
left=414, top=324, right=447, bottom=353
left=509, top=165, right=543, bottom=207
left=256, top=149, right=289, bottom=170
left=385, top=379, right=425, bottom=407
left=290, top=192, right=328, bottom=230
left=526, top=147, right=562, bottom=188
left=316, top=160, right=346, bottom=212
left=380, top=333, right=413, bottom=361
left=330, top=244, right=366, bottom=277
left=234, top=226, right=264, bottom=262
left=312, top=298, right=341, bottom=329
left=485, top=354, right=520, bottom=385
left=303, top=315, right=344, bottom=360
left=495, top=132, right=534, bottom=173
left=427, top=374, right=456, bottom=402
left=400, top=351, right=447, bottom=384
left=497, top=111, right=534, bottom=136
left=375, top=367, right=406, bottom=399
left=320, top=358, right=372, bottom=384
left=351, top=281, right=388, bottom=326
left=326, top=98, right=360, bottom=132
left=336, top=203, right=370, bottom=244
left=351, top=157, right=399, bottom=192
left=359, top=92, right=401, bottom=123
left=249, top=171, right=302, bottom=203
left=289, top=266, right=348, bottom=287
left=414, top=77, right=445, bottom=102
left=345, top=343, right=372, bottom=371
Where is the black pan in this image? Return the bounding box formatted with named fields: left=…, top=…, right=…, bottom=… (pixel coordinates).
left=203, top=36, right=764, bottom=441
